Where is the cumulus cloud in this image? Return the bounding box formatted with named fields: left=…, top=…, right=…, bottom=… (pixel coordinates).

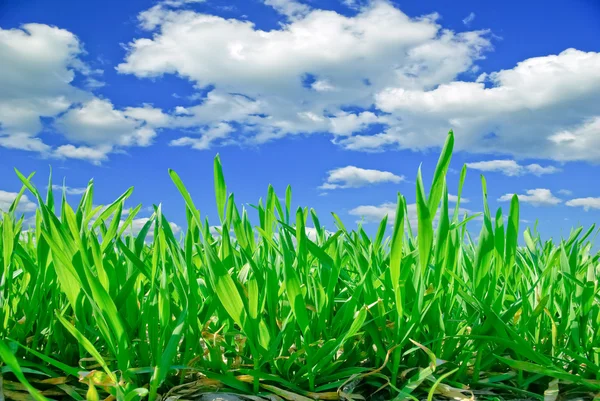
left=466, top=160, right=561, bottom=176
left=117, top=1, right=491, bottom=148
left=116, top=1, right=600, bottom=163
left=373, top=48, right=600, bottom=161
left=0, top=24, right=170, bottom=163
left=320, top=166, right=404, bottom=189
left=0, top=190, right=37, bottom=213
left=565, top=197, right=600, bottom=211
left=5, top=2, right=600, bottom=166
left=0, top=24, right=86, bottom=152
left=498, top=188, right=561, bottom=206
left=55, top=98, right=159, bottom=148
left=124, top=104, right=171, bottom=127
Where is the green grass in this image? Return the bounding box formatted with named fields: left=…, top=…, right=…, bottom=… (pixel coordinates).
left=1, top=130, right=599, bottom=401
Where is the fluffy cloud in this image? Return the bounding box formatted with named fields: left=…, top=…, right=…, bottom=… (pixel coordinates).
left=565, top=197, right=600, bottom=211
left=0, top=190, right=37, bottom=213
left=0, top=133, right=51, bottom=153
left=349, top=202, right=397, bottom=223
left=320, top=166, right=404, bottom=189
left=0, top=24, right=86, bottom=150
left=55, top=98, right=160, bottom=148
left=0, top=24, right=170, bottom=163
left=53, top=144, right=112, bottom=165
left=124, top=104, right=171, bottom=127
left=5, top=1, right=600, bottom=166
left=117, top=1, right=600, bottom=163
left=466, top=160, right=560, bottom=176
left=373, top=48, right=600, bottom=161
left=118, top=1, right=491, bottom=148
left=498, top=189, right=561, bottom=206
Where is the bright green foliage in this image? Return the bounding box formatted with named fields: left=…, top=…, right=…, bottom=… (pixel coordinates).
left=1, top=131, right=600, bottom=401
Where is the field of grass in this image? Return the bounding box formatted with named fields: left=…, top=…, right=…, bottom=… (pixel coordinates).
left=1, top=131, right=599, bottom=401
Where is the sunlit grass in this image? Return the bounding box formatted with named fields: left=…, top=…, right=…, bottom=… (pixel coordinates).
left=1, top=131, right=599, bottom=400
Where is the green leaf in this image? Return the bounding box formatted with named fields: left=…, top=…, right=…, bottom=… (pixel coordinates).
left=214, top=154, right=227, bottom=222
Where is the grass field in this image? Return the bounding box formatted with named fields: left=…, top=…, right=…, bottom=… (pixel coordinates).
left=1, top=131, right=599, bottom=401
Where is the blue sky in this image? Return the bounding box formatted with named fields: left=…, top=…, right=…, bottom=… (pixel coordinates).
left=1, top=0, right=599, bottom=241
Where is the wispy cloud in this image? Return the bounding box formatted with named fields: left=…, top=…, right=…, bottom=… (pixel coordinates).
left=462, top=12, right=476, bottom=26
left=466, top=160, right=560, bottom=176
left=50, top=184, right=87, bottom=195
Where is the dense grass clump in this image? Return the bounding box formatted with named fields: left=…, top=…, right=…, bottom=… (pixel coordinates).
left=1, top=131, right=599, bottom=401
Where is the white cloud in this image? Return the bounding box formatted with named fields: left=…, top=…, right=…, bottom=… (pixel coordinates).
left=0, top=190, right=37, bottom=213
left=448, top=194, right=469, bottom=203
left=558, top=189, right=573, bottom=196
left=467, top=160, right=522, bottom=176
left=0, top=24, right=169, bottom=163
left=0, top=133, right=51, bottom=153
left=349, top=202, right=397, bottom=223
left=372, top=48, right=600, bottom=161
left=121, top=217, right=181, bottom=236
left=462, top=12, right=475, bottom=26
left=264, top=0, right=311, bottom=19
left=525, top=163, right=561, bottom=176
left=498, top=188, right=561, bottom=206
left=547, top=117, right=600, bottom=162
left=349, top=201, right=473, bottom=228
left=329, top=111, right=388, bottom=136
left=55, top=98, right=159, bottom=148
left=312, top=79, right=336, bottom=92
left=169, top=122, right=235, bottom=150
left=320, top=166, right=404, bottom=189
left=565, top=197, right=600, bottom=211
left=0, top=24, right=86, bottom=152
left=304, top=226, right=333, bottom=241
left=117, top=1, right=600, bottom=163
left=85, top=77, right=105, bottom=89
left=118, top=1, right=491, bottom=148
left=174, top=106, right=192, bottom=115
left=53, top=144, right=111, bottom=165
left=342, top=0, right=367, bottom=10
left=50, top=184, right=87, bottom=195
left=124, top=104, right=170, bottom=127
left=161, top=0, right=205, bottom=7
left=5, top=2, right=600, bottom=166
left=466, top=160, right=560, bottom=176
